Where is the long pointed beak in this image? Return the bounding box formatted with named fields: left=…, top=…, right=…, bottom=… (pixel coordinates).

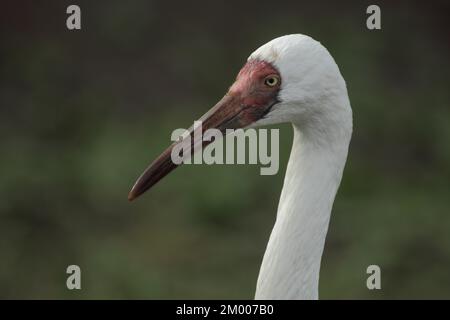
left=128, top=60, right=280, bottom=201
left=128, top=92, right=273, bottom=201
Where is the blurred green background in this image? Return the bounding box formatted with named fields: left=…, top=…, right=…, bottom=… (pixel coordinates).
left=0, top=0, right=449, bottom=299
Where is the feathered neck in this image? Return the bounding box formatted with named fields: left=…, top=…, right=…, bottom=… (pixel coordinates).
left=255, top=107, right=351, bottom=299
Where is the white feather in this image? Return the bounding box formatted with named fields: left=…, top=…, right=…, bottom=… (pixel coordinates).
left=250, top=34, right=352, bottom=299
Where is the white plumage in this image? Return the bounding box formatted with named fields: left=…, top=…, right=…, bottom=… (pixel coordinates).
left=250, top=35, right=352, bottom=299
left=129, top=34, right=352, bottom=300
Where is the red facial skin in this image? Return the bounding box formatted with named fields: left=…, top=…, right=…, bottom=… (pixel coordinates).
left=128, top=60, right=281, bottom=201
left=230, top=60, right=281, bottom=111
left=188, top=59, right=281, bottom=135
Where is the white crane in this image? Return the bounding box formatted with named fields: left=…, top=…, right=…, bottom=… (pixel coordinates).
left=128, top=34, right=353, bottom=300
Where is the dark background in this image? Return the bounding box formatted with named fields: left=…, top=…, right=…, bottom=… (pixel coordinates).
left=0, top=0, right=449, bottom=299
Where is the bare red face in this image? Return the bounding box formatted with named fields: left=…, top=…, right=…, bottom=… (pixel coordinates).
left=128, top=60, right=281, bottom=201
left=229, top=60, right=281, bottom=124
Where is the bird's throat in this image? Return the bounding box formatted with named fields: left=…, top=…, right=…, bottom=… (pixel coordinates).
left=255, top=122, right=350, bottom=300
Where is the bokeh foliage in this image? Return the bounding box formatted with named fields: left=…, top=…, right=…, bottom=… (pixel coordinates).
left=0, top=0, right=449, bottom=299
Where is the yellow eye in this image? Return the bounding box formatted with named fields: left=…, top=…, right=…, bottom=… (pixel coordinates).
left=264, top=75, right=280, bottom=87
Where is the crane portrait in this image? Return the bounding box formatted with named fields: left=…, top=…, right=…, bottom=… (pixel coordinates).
left=0, top=0, right=449, bottom=303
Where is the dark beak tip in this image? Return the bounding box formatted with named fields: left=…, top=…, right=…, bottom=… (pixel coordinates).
left=127, top=188, right=139, bottom=202
left=128, top=91, right=250, bottom=202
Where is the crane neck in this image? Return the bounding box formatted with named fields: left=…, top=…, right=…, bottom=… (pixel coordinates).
left=255, top=117, right=351, bottom=299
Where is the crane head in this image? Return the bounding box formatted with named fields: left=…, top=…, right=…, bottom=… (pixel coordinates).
left=128, top=34, right=351, bottom=201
